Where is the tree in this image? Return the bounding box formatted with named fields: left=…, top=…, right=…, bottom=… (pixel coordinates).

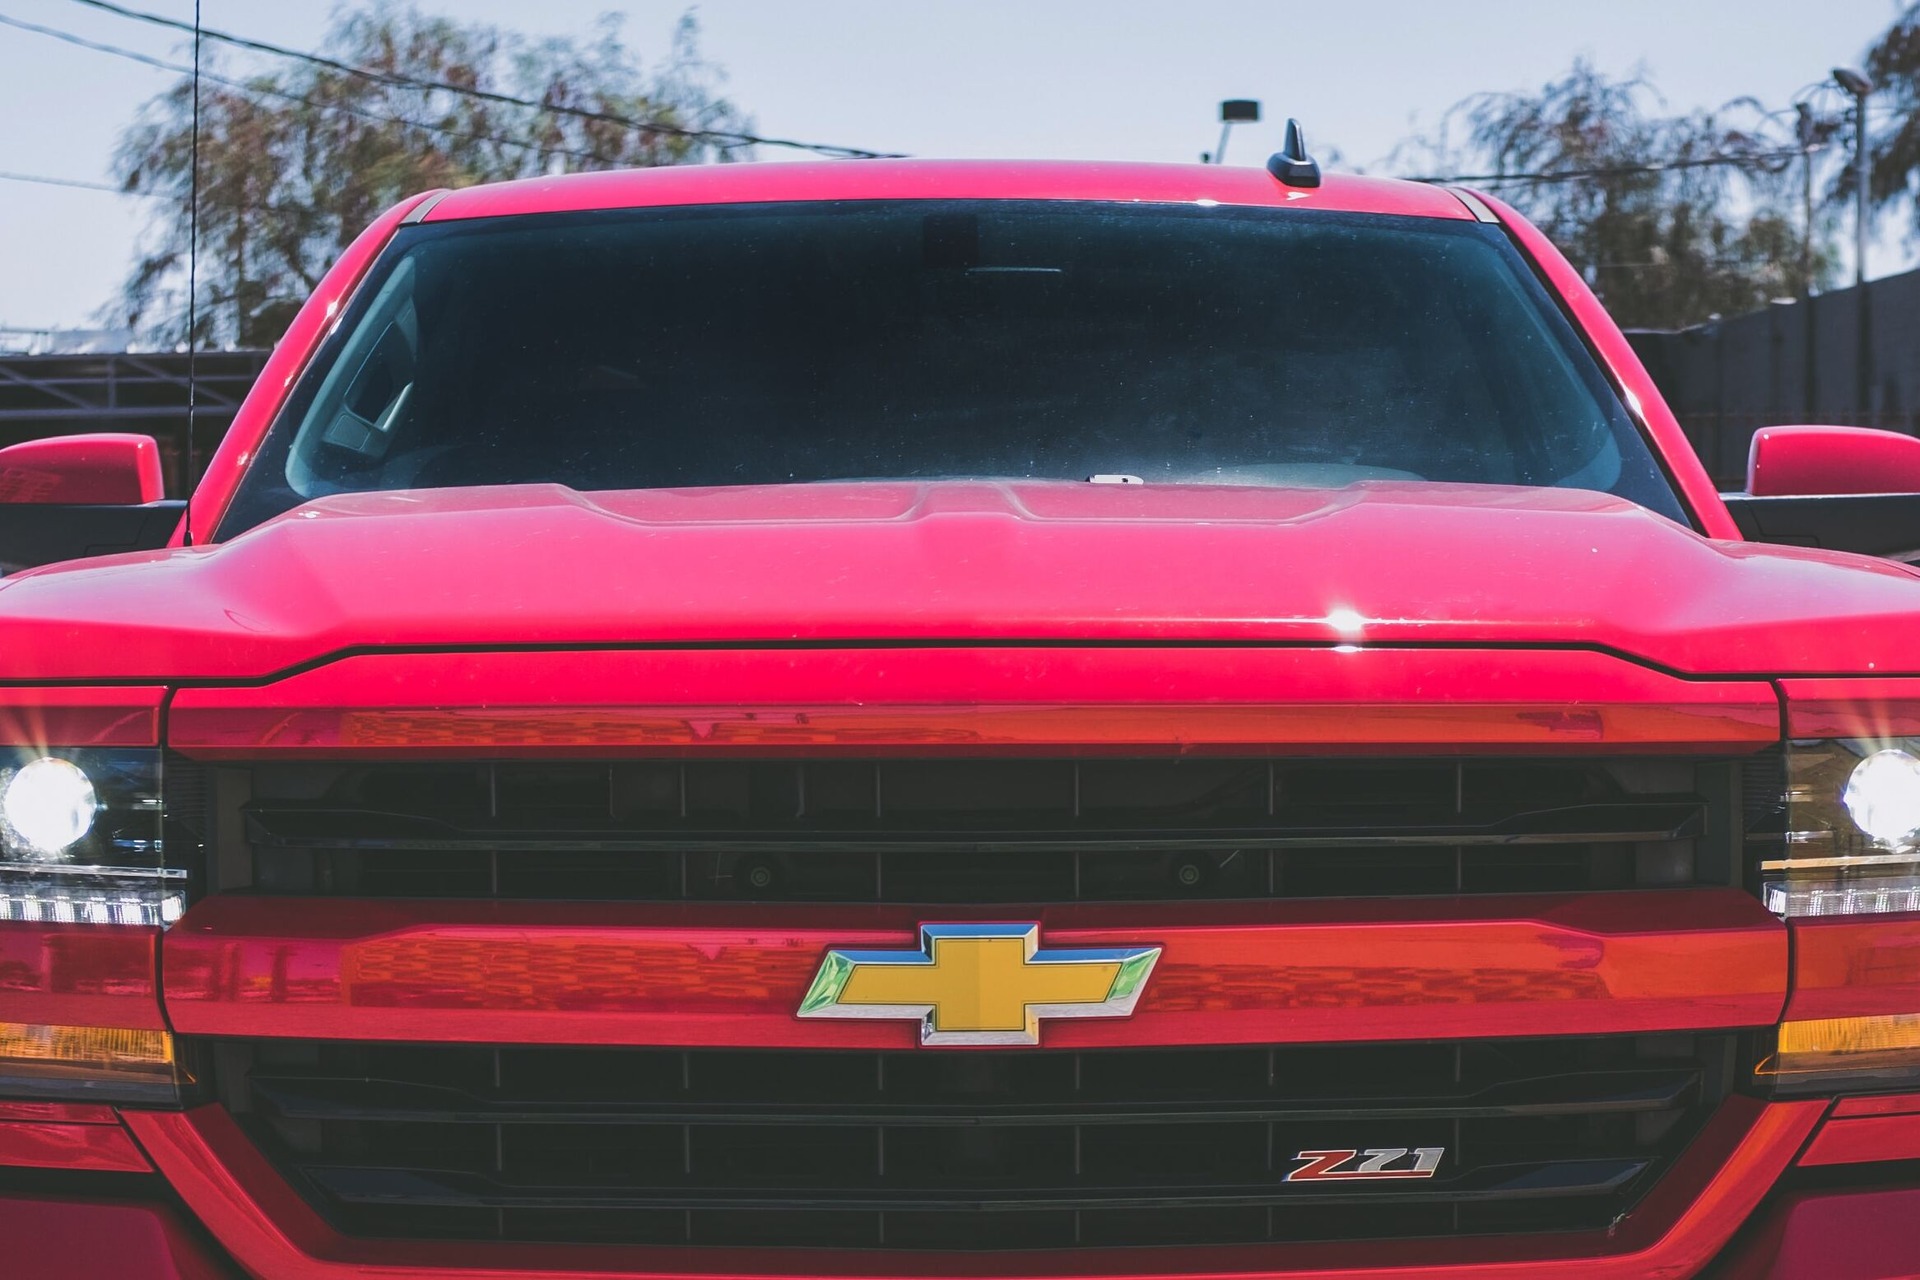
left=113, top=4, right=747, bottom=347
left=1862, top=5, right=1920, bottom=225
left=1398, top=61, right=1837, bottom=329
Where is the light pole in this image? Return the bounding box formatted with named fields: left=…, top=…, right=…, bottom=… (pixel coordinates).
left=1209, top=100, right=1260, bottom=164
left=1833, top=66, right=1874, bottom=419
left=1833, top=67, right=1873, bottom=288
left=1796, top=102, right=1818, bottom=417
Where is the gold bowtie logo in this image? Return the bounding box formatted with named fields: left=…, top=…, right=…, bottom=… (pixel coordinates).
left=796, top=923, right=1161, bottom=1046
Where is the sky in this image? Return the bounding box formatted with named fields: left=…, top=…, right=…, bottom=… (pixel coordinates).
left=0, top=0, right=1910, bottom=331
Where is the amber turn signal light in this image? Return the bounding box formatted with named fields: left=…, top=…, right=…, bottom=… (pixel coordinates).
left=1760, top=1013, right=1920, bottom=1089
left=0, top=1021, right=186, bottom=1105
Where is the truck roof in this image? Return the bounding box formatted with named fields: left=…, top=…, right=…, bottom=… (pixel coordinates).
left=418, top=158, right=1479, bottom=224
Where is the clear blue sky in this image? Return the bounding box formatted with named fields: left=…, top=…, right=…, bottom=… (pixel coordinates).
left=0, top=0, right=1908, bottom=330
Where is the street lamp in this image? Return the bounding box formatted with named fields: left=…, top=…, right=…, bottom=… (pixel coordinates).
left=1209, top=100, right=1260, bottom=164
left=1833, top=67, right=1873, bottom=288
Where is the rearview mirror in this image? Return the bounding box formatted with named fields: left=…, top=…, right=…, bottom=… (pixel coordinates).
left=0, top=434, right=182, bottom=574
left=1725, top=426, right=1920, bottom=562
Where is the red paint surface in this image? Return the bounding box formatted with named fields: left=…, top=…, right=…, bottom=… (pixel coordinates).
left=0, top=921, right=164, bottom=1030
left=1780, top=678, right=1920, bottom=739
left=0, top=1101, right=118, bottom=1123
left=0, top=433, right=164, bottom=505
left=9, top=479, right=1920, bottom=685
left=167, top=645, right=1781, bottom=759
left=163, top=891, right=1786, bottom=1047
left=0, top=687, right=163, bottom=748
left=1747, top=424, right=1920, bottom=497
left=1798, top=1110, right=1920, bottom=1166
left=1782, top=915, right=1920, bottom=1022
left=0, top=1118, right=152, bottom=1173
left=1469, top=189, right=1739, bottom=542
left=422, top=160, right=1476, bottom=225
left=0, top=1193, right=238, bottom=1280
left=122, top=1096, right=1823, bottom=1279
left=1706, top=1183, right=1920, bottom=1279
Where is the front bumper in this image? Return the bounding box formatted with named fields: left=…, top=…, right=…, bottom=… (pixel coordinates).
left=0, top=1193, right=236, bottom=1280
left=1708, top=1182, right=1920, bottom=1279
left=11, top=1096, right=1835, bottom=1280
left=20, top=1177, right=1920, bottom=1280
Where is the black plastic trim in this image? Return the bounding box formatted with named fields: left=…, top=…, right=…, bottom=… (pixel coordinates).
left=1722, top=492, right=1920, bottom=561
left=0, top=501, right=184, bottom=574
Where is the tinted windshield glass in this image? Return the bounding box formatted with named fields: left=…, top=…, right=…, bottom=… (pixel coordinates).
left=218, top=200, right=1686, bottom=536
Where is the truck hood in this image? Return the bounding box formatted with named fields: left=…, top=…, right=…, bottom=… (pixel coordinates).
left=3, top=480, right=1918, bottom=682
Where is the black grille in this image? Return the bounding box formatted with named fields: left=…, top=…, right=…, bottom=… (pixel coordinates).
left=238, top=757, right=1731, bottom=903
left=222, top=1034, right=1737, bottom=1251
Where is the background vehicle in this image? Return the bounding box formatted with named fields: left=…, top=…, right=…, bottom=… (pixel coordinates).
left=6, top=158, right=1920, bottom=1279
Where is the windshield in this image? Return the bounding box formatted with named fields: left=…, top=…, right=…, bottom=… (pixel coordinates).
left=217, top=199, right=1687, bottom=536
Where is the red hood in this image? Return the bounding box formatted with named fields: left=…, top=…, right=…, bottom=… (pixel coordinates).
left=2, top=480, right=1916, bottom=683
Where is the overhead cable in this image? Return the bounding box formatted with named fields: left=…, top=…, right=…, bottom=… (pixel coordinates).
left=63, top=0, right=903, bottom=159
left=0, top=10, right=634, bottom=164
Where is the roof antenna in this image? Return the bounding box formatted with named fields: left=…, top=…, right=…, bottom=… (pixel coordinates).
left=1266, top=118, right=1322, bottom=189
left=182, top=0, right=202, bottom=546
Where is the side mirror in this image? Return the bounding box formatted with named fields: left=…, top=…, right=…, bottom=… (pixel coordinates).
left=1726, top=426, right=1920, bottom=561
left=1747, top=425, right=1920, bottom=497
left=0, top=434, right=165, bottom=505
left=0, top=434, right=183, bottom=574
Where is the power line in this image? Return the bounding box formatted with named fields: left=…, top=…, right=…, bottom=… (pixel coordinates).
left=62, top=0, right=902, bottom=159
left=0, top=168, right=335, bottom=222
left=0, top=168, right=175, bottom=197
left=0, top=10, right=633, bottom=166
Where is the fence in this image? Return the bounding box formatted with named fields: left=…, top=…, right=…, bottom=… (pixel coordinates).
left=0, top=350, right=270, bottom=495
left=1627, top=266, right=1920, bottom=490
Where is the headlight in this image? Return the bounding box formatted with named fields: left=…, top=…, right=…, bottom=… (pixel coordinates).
left=1758, top=724, right=1920, bottom=1092
left=0, top=746, right=199, bottom=1103
left=1, top=757, right=98, bottom=855
left=1760, top=738, right=1920, bottom=918
left=0, top=750, right=186, bottom=927
left=1842, top=749, right=1920, bottom=846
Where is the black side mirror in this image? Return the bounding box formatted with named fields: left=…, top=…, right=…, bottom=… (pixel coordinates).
left=0, top=435, right=185, bottom=573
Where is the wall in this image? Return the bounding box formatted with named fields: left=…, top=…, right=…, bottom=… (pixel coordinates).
left=1628, top=269, right=1920, bottom=489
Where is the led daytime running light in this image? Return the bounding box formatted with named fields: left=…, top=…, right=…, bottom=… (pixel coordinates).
left=0, top=885, right=183, bottom=927
left=1763, top=874, right=1920, bottom=918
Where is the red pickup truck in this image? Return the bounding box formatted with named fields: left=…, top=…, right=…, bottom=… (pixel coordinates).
left=5, top=151, right=1920, bottom=1279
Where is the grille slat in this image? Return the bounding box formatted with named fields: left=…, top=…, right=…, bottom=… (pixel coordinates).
left=249, top=1067, right=1699, bottom=1126
left=226, top=1035, right=1733, bottom=1251
left=302, top=1157, right=1652, bottom=1212
left=239, top=757, right=1722, bottom=902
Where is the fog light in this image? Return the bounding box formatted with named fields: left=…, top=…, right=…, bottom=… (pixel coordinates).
left=1843, top=750, right=1920, bottom=846
left=1, top=757, right=96, bottom=856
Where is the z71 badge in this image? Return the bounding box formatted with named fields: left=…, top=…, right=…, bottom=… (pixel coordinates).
left=1287, top=1147, right=1446, bottom=1182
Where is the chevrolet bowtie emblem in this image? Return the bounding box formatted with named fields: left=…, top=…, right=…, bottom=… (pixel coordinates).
left=797, top=923, right=1161, bottom=1046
